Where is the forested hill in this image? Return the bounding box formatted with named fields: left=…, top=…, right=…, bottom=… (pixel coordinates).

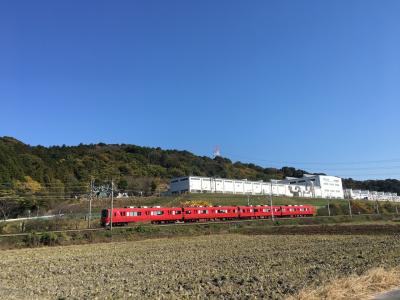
left=1, top=136, right=399, bottom=195
left=0, top=136, right=308, bottom=195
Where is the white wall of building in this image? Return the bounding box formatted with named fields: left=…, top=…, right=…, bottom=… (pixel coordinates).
left=344, top=189, right=399, bottom=202
left=169, top=175, right=400, bottom=202
left=169, top=176, right=334, bottom=198
left=277, top=174, right=344, bottom=199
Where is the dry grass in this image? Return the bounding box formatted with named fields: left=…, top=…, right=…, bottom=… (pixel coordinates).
left=289, top=267, right=400, bottom=300
left=0, top=234, right=399, bottom=299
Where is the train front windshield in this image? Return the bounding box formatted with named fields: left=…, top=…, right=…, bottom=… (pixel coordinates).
left=101, top=209, right=109, bottom=218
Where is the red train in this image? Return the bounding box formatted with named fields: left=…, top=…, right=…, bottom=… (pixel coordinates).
left=100, top=204, right=316, bottom=226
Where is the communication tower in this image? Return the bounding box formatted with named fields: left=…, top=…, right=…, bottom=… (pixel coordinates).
left=213, top=146, right=221, bottom=158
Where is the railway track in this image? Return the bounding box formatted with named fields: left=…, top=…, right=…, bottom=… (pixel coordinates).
left=0, top=213, right=391, bottom=238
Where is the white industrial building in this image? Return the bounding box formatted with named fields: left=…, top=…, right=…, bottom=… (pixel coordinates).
left=277, top=174, right=344, bottom=199
left=168, top=174, right=400, bottom=202
left=344, top=189, right=400, bottom=202
left=168, top=174, right=344, bottom=199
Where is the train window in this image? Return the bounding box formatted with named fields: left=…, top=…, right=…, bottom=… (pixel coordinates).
left=175, top=210, right=182, bottom=214
left=128, top=212, right=141, bottom=217
left=254, top=209, right=258, bottom=213
left=120, top=212, right=126, bottom=216
left=150, top=211, right=164, bottom=216
left=262, top=209, right=270, bottom=213
left=217, top=209, right=228, bottom=213
left=186, top=211, right=192, bottom=214
left=198, top=210, right=208, bottom=214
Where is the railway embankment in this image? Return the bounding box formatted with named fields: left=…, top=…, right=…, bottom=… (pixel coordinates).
left=0, top=214, right=399, bottom=250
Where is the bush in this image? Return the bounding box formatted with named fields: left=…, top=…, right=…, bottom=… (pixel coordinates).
left=83, top=232, right=94, bottom=242
left=24, top=232, right=40, bottom=247
left=57, top=232, right=69, bottom=243
left=40, top=232, right=58, bottom=246
left=135, top=225, right=146, bottom=233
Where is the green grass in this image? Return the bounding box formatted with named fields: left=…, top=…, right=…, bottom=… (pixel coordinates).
left=76, top=193, right=352, bottom=212
left=1, top=214, right=400, bottom=250
left=179, top=193, right=340, bottom=206
left=47, top=192, right=400, bottom=220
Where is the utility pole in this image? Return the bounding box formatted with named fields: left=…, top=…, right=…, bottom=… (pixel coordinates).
left=110, top=179, right=114, bottom=231
left=88, top=179, right=93, bottom=228
left=347, top=198, right=352, bottom=218
left=327, top=198, right=331, bottom=217
left=270, top=181, right=274, bottom=221
left=311, top=181, right=315, bottom=198
left=375, top=199, right=380, bottom=215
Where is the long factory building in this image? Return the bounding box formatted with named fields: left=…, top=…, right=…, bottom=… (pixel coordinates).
left=169, top=174, right=344, bottom=199
left=169, top=174, right=400, bottom=202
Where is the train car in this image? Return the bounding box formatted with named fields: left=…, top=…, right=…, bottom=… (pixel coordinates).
left=101, top=204, right=317, bottom=226
left=237, top=206, right=255, bottom=218
left=253, top=205, right=282, bottom=218
left=183, top=206, right=238, bottom=222
left=100, top=207, right=183, bottom=226
left=237, top=205, right=282, bottom=219
left=280, top=205, right=315, bottom=217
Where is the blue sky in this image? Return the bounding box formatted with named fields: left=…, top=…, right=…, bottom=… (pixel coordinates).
left=1, top=1, right=400, bottom=179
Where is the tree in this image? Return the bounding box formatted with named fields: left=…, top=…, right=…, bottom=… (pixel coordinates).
left=118, top=178, right=128, bottom=190
left=0, top=198, right=21, bottom=220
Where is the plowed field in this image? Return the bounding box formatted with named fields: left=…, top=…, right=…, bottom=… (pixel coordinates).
left=1, top=234, right=399, bottom=299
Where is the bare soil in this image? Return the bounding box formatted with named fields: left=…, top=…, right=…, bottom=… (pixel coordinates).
left=0, top=234, right=399, bottom=299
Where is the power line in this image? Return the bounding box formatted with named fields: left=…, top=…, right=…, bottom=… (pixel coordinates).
left=334, top=172, right=400, bottom=178
left=227, top=153, right=400, bottom=166
left=311, top=165, right=400, bottom=171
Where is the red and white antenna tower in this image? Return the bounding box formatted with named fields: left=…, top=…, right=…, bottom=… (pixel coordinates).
left=213, top=146, right=221, bottom=158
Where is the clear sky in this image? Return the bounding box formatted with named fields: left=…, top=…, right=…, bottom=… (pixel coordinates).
left=1, top=1, right=400, bottom=180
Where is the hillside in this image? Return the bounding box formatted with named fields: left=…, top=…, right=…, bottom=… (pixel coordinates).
left=0, top=136, right=309, bottom=191
left=0, top=136, right=399, bottom=217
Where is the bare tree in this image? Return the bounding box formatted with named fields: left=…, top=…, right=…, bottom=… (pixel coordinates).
left=0, top=198, right=20, bottom=220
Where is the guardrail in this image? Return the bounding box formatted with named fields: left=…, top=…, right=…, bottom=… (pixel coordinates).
left=0, top=214, right=64, bottom=223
